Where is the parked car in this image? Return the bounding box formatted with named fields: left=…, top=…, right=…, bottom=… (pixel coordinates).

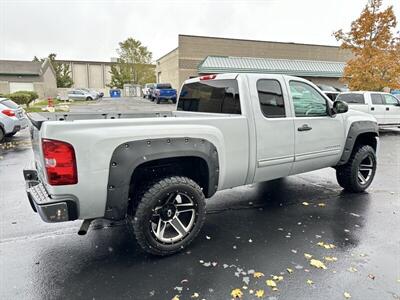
left=336, top=91, right=400, bottom=127
left=0, top=97, right=28, bottom=141
left=78, top=88, right=100, bottom=99
left=142, top=83, right=156, bottom=99
left=152, top=83, right=177, bottom=104
left=24, top=73, right=379, bottom=256
left=67, top=89, right=96, bottom=101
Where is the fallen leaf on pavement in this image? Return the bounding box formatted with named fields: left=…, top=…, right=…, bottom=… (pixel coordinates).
left=272, top=275, right=283, bottom=282
left=255, top=289, right=265, bottom=298
left=324, top=256, right=338, bottom=262
left=231, top=288, right=243, bottom=298
left=368, top=274, right=375, bottom=280
left=171, top=296, right=180, bottom=300
left=317, top=242, right=335, bottom=249
left=266, top=280, right=277, bottom=288
left=302, top=202, right=310, bottom=206
left=286, top=268, right=294, bottom=274
left=347, top=267, right=358, bottom=273
left=254, top=272, right=265, bottom=278
left=304, top=253, right=313, bottom=259
left=306, top=279, right=314, bottom=285
left=318, top=203, right=326, bottom=207
left=344, top=292, right=351, bottom=298
left=310, top=259, right=327, bottom=270
left=191, top=292, right=199, bottom=298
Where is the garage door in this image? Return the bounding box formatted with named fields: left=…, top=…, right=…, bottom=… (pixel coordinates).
left=9, top=82, right=34, bottom=93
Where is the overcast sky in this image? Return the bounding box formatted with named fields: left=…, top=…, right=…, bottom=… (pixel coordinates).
left=1, top=0, right=399, bottom=62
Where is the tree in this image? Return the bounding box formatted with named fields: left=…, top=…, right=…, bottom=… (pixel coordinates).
left=33, top=53, right=74, bottom=88
left=108, top=38, right=156, bottom=88
left=334, top=0, right=400, bottom=91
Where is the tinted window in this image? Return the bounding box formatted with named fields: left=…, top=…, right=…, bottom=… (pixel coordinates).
left=289, top=81, right=328, bottom=117
left=0, top=99, right=19, bottom=109
left=336, top=93, right=365, bottom=104
left=156, top=83, right=172, bottom=89
left=371, top=94, right=384, bottom=104
left=383, top=94, right=399, bottom=105
left=257, top=79, right=285, bottom=118
left=178, top=80, right=241, bottom=114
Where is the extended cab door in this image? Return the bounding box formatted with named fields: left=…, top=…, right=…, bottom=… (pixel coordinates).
left=286, top=79, right=345, bottom=174
left=249, top=75, right=295, bottom=182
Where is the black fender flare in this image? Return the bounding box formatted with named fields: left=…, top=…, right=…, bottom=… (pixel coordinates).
left=337, top=121, right=379, bottom=166
left=104, top=137, right=219, bottom=220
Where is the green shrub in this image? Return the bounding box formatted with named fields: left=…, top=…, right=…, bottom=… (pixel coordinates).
left=7, top=91, right=38, bottom=107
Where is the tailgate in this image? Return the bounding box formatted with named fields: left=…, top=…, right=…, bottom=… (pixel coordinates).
left=160, top=89, right=176, bottom=97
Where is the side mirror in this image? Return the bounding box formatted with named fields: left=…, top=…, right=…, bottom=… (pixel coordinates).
left=332, top=100, right=349, bottom=115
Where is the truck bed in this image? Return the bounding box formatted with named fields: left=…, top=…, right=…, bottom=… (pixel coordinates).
left=27, top=111, right=173, bottom=129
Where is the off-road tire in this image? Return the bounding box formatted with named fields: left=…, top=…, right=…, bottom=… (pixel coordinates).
left=336, top=145, right=377, bottom=192
left=131, top=176, right=206, bottom=256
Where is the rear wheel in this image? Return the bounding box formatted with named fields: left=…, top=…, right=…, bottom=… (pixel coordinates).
left=86, top=97, right=93, bottom=101
left=130, top=176, right=206, bottom=256
left=336, top=145, right=377, bottom=192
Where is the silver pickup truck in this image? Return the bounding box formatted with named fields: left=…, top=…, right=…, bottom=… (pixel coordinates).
left=24, top=73, right=379, bottom=255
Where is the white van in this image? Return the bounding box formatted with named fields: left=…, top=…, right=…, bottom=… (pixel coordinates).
left=336, top=92, right=400, bottom=127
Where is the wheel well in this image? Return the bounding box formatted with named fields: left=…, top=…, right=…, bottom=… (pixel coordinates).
left=128, top=156, right=209, bottom=210
left=353, top=132, right=378, bottom=152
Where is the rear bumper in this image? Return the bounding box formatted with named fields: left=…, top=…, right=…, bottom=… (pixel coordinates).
left=23, top=169, right=78, bottom=222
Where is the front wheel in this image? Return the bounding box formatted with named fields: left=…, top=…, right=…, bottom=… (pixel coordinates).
left=131, top=176, right=206, bottom=256
left=336, top=145, right=377, bottom=192
left=86, top=97, right=93, bottom=101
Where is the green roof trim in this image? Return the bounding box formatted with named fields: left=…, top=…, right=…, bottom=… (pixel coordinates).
left=198, top=56, right=345, bottom=78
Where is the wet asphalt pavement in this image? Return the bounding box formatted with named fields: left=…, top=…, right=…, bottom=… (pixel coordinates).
left=0, top=98, right=399, bottom=300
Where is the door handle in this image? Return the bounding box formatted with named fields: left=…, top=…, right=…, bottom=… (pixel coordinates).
left=298, top=124, right=312, bottom=131
left=371, top=107, right=375, bottom=111
left=386, top=107, right=390, bottom=111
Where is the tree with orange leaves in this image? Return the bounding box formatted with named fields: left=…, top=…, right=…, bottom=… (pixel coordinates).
left=334, top=0, right=400, bottom=91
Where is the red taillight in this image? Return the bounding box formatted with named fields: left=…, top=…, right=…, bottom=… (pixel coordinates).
left=42, top=139, right=77, bottom=185
left=2, top=109, right=16, bottom=117
left=199, top=75, right=217, bottom=81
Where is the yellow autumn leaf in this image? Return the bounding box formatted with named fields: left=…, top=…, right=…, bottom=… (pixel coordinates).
left=253, top=272, right=265, bottom=278
left=272, top=287, right=279, bottom=292
left=310, top=259, right=327, bottom=270
left=302, top=202, right=310, bottom=206
left=347, top=267, right=358, bottom=273
left=272, top=275, right=283, bottom=282
left=304, top=253, right=313, bottom=259
left=324, top=256, right=338, bottom=262
left=317, top=242, right=335, bottom=249
left=255, top=289, right=265, bottom=298
left=231, top=288, right=243, bottom=298
left=171, top=296, right=180, bottom=300
left=191, top=292, right=199, bottom=298
left=344, top=292, right=351, bottom=298
left=287, top=268, right=294, bottom=274
left=318, top=203, right=326, bottom=207
left=266, top=280, right=277, bottom=287
left=306, top=279, right=314, bottom=285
